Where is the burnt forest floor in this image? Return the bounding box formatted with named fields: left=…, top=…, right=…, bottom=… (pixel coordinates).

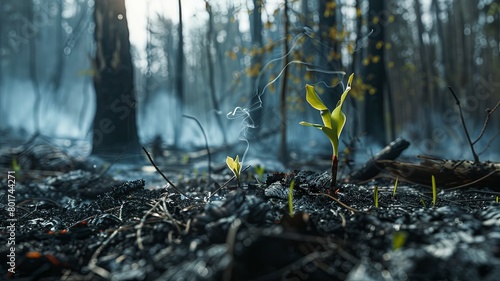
left=1, top=136, right=500, bottom=281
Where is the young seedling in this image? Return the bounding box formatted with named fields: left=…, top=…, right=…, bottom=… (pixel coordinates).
left=420, top=197, right=427, bottom=208
left=373, top=185, right=379, bottom=208
left=392, top=231, right=408, bottom=251
left=392, top=177, right=399, bottom=198
left=431, top=175, right=437, bottom=207
left=254, top=165, right=265, bottom=182
left=226, top=155, right=242, bottom=187
left=300, top=73, right=354, bottom=191
left=288, top=179, right=295, bottom=217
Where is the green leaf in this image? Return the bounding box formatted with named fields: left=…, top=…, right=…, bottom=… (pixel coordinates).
left=331, top=73, right=354, bottom=140
left=305, top=84, right=332, bottom=128
left=299, top=121, right=323, bottom=128
left=305, top=84, right=327, bottom=110
left=226, top=155, right=242, bottom=181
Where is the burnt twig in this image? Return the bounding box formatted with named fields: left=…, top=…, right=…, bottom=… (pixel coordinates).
left=183, top=114, right=212, bottom=183
left=473, top=101, right=500, bottom=145
left=448, top=86, right=479, bottom=163
left=142, top=147, right=189, bottom=198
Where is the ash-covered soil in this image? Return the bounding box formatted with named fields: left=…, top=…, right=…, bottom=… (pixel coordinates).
left=2, top=164, right=500, bottom=281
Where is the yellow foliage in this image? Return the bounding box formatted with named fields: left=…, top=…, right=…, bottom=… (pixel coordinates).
left=388, top=61, right=395, bottom=68
left=265, top=21, right=273, bottom=29
left=347, top=43, right=355, bottom=54
left=372, top=16, right=379, bottom=24
left=328, top=50, right=339, bottom=62
left=329, top=27, right=337, bottom=39
left=376, top=41, right=384, bottom=49
left=372, top=56, right=380, bottom=63
left=385, top=42, right=392, bottom=50
left=363, top=57, right=370, bottom=66
left=246, top=63, right=262, bottom=77
left=227, top=50, right=237, bottom=60
left=356, top=7, right=362, bottom=17
left=388, top=15, right=395, bottom=23
left=324, top=0, right=337, bottom=17
left=349, top=77, right=377, bottom=100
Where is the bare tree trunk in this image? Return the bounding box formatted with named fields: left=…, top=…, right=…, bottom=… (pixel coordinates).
left=174, top=0, right=184, bottom=147
left=249, top=0, right=264, bottom=138
left=50, top=0, right=64, bottom=93
left=92, top=0, right=140, bottom=160
left=205, top=1, right=227, bottom=145
left=279, top=0, right=289, bottom=165
left=363, top=0, right=388, bottom=146
left=27, top=0, right=41, bottom=133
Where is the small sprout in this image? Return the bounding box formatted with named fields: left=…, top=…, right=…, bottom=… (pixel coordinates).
left=431, top=175, right=437, bottom=207
left=300, top=73, right=354, bottom=190
left=226, top=155, right=242, bottom=187
left=11, top=157, right=21, bottom=180
left=496, top=196, right=499, bottom=203
left=374, top=185, right=379, bottom=208
left=288, top=179, right=295, bottom=217
left=392, top=231, right=408, bottom=251
left=392, top=177, right=399, bottom=198
left=182, top=154, right=190, bottom=165
left=420, top=196, right=426, bottom=208
left=254, top=165, right=265, bottom=181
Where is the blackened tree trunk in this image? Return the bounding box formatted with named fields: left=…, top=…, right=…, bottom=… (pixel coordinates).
left=92, top=0, right=140, bottom=159
left=363, top=0, right=388, bottom=147
left=279, top=0, right=289, bottom=165
left=205, top=1, right=227, bottom=145
left=174, top=0, right=184, bottom=147
left=249, top=0, right=264, bottom=138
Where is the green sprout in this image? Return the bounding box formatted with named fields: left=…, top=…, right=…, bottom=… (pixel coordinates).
left=496, top=196, right=499, bottom=203
left=254, top=165, right=265, bottom=182
left=373, top=185, right=379, bottom=208
left=300, top=73, right=354, bottom=191
left=288, top=179, right=295, bottom=217
left=392, top=231, right=408, bottom=251
left=420, top=196, right=426, bottom=208
left=226, top=155, right=242, bottom=187
left=392, top=177, right=399, bottom=198
left=11, top=157, right=20, bottom=174
left=431, top=175, right=437, bottom=207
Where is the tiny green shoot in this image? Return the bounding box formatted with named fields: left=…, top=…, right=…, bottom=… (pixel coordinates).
left=288, top=179, right=295, bottom=217
left=496, top=196, right=499, bottom=203
left=374, top=185, right=379, bottom=208
left=300, top=73, right=354, bottom=190
left=226, top=155, right=242, bottom=187
left=431, top=175, right=437, bottom=207
left=392, top=231, right=408, bottom=251
left=392, top=176, right=399, bottom=198
left=420, top=197, right=426, bottom=208
left=12, top=157, right=20, bottom=174
left=181, top=154, right=190, bottom=165
left=254, top=165, right=265, bottom=181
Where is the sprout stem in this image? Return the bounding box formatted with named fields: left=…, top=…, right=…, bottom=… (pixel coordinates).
left=331, top=154, right=338, bottom=192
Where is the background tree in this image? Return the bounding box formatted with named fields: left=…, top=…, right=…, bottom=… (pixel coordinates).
left=174, top=0, right=184, bottom=147
left=92, top=0, right=140, bottom=160
left=362, top=0, right=390, bottom=147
